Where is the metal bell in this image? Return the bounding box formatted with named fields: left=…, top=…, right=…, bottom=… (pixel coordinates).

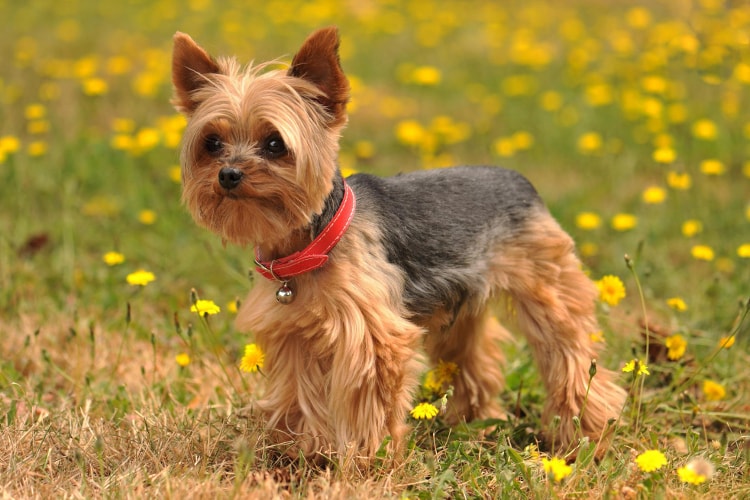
left=275, top=283, right=294, bottom=304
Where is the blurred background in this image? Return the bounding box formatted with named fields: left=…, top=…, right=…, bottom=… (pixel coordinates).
left=1, top=0, right=748, bottom=362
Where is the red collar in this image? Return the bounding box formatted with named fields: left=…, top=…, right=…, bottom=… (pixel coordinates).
left=254, top=181, right=356, bottom=282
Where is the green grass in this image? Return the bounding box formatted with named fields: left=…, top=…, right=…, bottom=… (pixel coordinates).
left=1, top=0, right=749, bottom=497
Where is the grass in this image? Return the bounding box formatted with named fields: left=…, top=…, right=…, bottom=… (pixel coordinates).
left=1, top=0, right=749, bottom=497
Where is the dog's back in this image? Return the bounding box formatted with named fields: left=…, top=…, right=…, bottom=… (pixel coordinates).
left=348, top=166, right=545, bottom=317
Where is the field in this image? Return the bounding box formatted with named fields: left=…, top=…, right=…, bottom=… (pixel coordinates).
left=1, top=0, right=749, bottom=497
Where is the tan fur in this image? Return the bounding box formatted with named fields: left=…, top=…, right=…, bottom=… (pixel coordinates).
left=236, top=215, right=423, bottom=461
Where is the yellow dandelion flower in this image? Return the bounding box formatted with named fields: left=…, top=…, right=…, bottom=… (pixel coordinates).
left=635, top=449, right=667, bottom=472
left=677, top=465, right=707, bottom=485
left=652, top=147, right=676, bottom=164
left=239, top=343, right=265, bottom=373
left=410, top=402, right=439, bottom=420
left=642, top=186, right=667, bottom=204
left=681, top=220, right=702, bottom=237
left=395, top=120, right=426, bottom=146
left=24, top=103, right=46, bottom=120
left=542, top=457, right=572, bottom=482
left=743, top=161, right=750, bottom=179
left=666, top=297, right=687, bottom=311
left=175, top=352, right=191, bottom=367
left=700, top=159, right=726, bottom=176
left=577, top=132, right=603, bottom=154
left=410, top=66, right=442, bottom=86
left=27, top=141, right=47, bottom=157
left=227, top=300, right=239, bottom=314
left=622, top=359, right=649, bottom=376
left=590, top=331, right=605, bottom=343
left=665, top=334, right=687, bottom=361
left=493, top=137, right=516, bottom=157
left=138, top=209, right=157, bottom=225
left=169, top=165, right=182, bottom=184
left=190, top=299, right=221, bottom=316
left=691, top=245, right=715, bottom=261
left=576, top=212, right=602, bottom=230
left=718, top=336, right=735, bottom=349
left=737, top=243, right=750, bottom=258
left=126, top=269, right=155, bottom=286
left=667, top=171, right=691, bottom=190
left=691, top=119, right=718, bottom=140
left=595, top=275, right=626, bottom=306
left=611, top=213, right=637, bottom=231
left=102, top=251, right=125, bottom=266
left=702, top=380, right=725, bottom=401
left=82, top=77, right=108, bottom=96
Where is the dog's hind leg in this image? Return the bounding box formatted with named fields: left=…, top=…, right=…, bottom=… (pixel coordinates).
left=489, top=208, right=626, bottom=452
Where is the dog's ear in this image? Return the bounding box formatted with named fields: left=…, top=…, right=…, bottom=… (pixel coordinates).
left=172, top=32, right=221, bottom=114
left=289, top=27, right=349, bottom=127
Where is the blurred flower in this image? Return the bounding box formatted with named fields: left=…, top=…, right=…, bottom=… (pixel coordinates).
left=700, top=159, right=726, bottom=176
left=718, top=336, right=735, bottom=349
left=590, top=331, right=605, bottom=343
left=642, top=186, right=666, bottom=204
left=410, top=65, right=442, bottom=86
left=227, top=300, right=239, bottom=314
left=27, top=141, right=48, bottom=157
left=702, top=380, right=726, bottom=401
left=635, top=449, right=667, bottom=472
left=677, top=457, right=714, bottom=485
left=665, top=334, right=687, bottom=361
left=542, top=457, right=572, bottom=482
left=691, top=245, right=715, bottom=261
left=102, top=251, right=125, bottom=266
left=576, top=212, right=602, bottom=230
left=175, top=353, right=191, bottom=367
left=24, top=103, right=46, bottom=120
left=653, top=147, right=676, bottom=163
left=667, top=297, right=687, bottom=311
left=191, top=299, right=221, bottom=316
left=410, top=402, right=439, bottom=420
left=138, top=209, right=157, bottom=225
left=623, top=359, right=649, bottom=376
left=691, top=119, right=718, bottom=140
left=737, top=243, right=750, bottom=258
left=681, top=220, right=703, bottom=237
left=667, top=171, right=691, bottom=190
left=611, top=213, right=637, bottom=231
left=126, top=269, right=155, bottom=286
left=169, top=165, right=182, bottom=183
left=595, top=275, right=626, bottom=306
left=395, top=120, right=426, bottom=146
left=239, top=344, right=265, bottom=373
left=82, top=77, right=108, bottom=96
left=577, top=132, right=603, bottom=154
left=424, top=360, right=459, bottom=393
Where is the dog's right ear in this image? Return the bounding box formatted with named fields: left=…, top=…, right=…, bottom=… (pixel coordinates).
left=172, top=32, right=220, bottom=114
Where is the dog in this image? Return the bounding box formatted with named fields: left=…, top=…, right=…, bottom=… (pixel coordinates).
left=171, top=27, right=626, bottom=462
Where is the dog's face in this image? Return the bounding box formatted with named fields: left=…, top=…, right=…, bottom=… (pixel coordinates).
left=171, top=28, right=349, bottom=247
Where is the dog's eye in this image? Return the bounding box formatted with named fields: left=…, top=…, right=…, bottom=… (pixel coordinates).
left=204, top=134, right=224, bottom=155
left=262, top=134, right=287, bottom=159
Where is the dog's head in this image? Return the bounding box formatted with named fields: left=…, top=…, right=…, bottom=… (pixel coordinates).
left=172, top=28, right=349, bottom=247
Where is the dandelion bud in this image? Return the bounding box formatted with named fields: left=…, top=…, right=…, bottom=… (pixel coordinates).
left=589, top=359, right=597, bottom=378
left=607, top=417, right=616, bottom=427
left=190, top=287, right=198, bottom=305
left=126, top=302, right=131, bottom=325
left=624, top=254, right=633, bottom=269
left=572, top=415, right=581, bottom=429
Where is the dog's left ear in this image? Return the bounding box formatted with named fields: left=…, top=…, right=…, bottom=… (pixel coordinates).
left=289, top=27, right=349, bottom=127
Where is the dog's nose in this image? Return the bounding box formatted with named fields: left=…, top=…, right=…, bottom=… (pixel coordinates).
left=218, top=167, right=243, bottom=190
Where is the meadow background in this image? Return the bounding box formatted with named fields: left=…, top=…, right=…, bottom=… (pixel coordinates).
left=1, top=0, right=749, bottom=497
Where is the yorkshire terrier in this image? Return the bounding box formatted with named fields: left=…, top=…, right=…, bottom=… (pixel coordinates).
left=172, top=27, right=626, bottom=462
